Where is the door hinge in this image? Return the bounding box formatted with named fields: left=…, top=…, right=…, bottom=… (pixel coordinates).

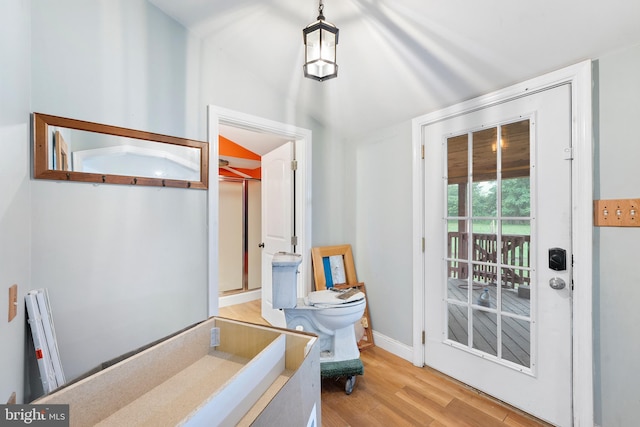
left=422, top=330, right=426, bottom=344
left=422, top=237, right=425, bottom=252
left=563, top=147, right=574, bottom=160
left=291, top=160, right=298, bottom=171
left=421, top=145, right=425, bottom=159
left=291, top=235, right=298, bottom=246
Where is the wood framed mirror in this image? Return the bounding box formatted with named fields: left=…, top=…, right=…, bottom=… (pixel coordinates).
left=311, top=244, right=375, bottom=350
left=33, top=113, right=209, bottom=189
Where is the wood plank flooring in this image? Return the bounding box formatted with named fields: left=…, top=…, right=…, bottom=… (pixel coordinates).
left=219, top=300, right=550, bottom=427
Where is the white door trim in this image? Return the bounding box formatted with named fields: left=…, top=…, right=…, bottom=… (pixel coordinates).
left=411, top=61, right=593, bottom=425
left=207, top=105, right=313, bottom=318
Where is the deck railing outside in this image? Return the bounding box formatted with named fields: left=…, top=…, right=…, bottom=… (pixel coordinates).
left=447, top=232, right=530, bottom=288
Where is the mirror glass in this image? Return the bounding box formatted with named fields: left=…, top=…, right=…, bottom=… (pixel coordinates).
left=34, top=113, right=208, bottom=189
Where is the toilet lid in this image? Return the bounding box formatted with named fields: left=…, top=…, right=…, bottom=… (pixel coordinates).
left=306, top=289, right=365, bottom=306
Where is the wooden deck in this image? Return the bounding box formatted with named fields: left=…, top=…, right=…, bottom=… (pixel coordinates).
left=447, top=279, right=531, bottom=367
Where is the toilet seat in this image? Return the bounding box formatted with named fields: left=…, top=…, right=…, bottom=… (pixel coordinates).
left=305, top=289, right=365, bottom=307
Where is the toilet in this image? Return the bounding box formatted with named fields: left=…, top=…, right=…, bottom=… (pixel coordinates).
left=272, top=252, right=366, bottom=363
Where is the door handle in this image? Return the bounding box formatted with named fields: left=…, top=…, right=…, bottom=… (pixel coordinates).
left=258, top=242, right=265, bottom=248
left=549, top=277, right=566, bottom=290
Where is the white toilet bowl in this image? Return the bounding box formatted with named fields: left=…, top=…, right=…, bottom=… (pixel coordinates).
left=305, top=290, right=366, bottom=330
left=282, top=290, right=366, bottom=362
left=271, top=252, right=366, bottom=363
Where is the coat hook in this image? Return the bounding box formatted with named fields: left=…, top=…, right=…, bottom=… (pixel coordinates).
left=102, top=175, right=106, bottom=183
left=187, top=182, right=191, bottom=188
left=162, top=179, right=166, bottom=187
left=66, top=172, right=70, bottom=180
left=132, top=177, right=137, bottom=185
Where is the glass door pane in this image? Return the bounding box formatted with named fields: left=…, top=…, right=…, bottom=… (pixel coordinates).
left=447, top=135, right=469, bottom=302
left=444, top=119, right=533, bottom=369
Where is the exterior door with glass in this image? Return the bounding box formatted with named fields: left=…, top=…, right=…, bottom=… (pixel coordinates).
left=422, top=84, right=572, bottom=426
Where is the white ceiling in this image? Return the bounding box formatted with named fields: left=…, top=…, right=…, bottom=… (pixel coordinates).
left=150, top=0, right=640, bottom=141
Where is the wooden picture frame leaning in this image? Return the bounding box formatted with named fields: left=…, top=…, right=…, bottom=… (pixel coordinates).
left=311, top=244, right=374, bottom=350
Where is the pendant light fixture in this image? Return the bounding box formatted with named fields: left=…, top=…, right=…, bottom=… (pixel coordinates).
left=303, top=0, right=339, bottom=81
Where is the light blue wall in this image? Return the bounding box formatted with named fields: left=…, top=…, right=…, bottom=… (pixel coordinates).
left=31, top=0, right=190, bottom=138
left=28, top=0, right=208, bottom=388
left=345, top=122, right=414, bottom=346
left=593, top=43, right=640, bottom=427
left=0, top=0, right=32, bottom=405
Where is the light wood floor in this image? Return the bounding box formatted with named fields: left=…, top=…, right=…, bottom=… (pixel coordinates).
left=219, top=300, right=550, bottom=427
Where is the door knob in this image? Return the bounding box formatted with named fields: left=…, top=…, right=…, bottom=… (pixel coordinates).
left=258, top=242, right=265, bottom=248
left=549, top=277, right=566, bottom=290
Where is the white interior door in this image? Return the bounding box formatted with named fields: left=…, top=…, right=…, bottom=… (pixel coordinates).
left=423, top=84, right=572, bottom=426
left=260, top=141, right=294, bottom=327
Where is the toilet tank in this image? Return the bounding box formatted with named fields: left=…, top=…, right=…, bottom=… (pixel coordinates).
left=272, top=252, right=302, bottom=309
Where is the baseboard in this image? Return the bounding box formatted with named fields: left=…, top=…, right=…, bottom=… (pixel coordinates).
left=219, top=290, right=261, bottom=308
left=372, top=330, right=413, bottom=362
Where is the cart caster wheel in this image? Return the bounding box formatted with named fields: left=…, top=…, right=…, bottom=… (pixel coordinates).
left=345, top=375, right=356, bottom=395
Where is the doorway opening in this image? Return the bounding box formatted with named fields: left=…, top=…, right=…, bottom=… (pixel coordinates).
left=207, top=106, right=312, bottom=320
left=218, top=176, right=262, bottom=297
left=216, top=127, right=286, bottom=303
